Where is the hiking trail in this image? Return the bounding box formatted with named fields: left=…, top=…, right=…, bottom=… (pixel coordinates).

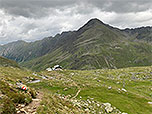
left=17, top=91, right=43, bottom=114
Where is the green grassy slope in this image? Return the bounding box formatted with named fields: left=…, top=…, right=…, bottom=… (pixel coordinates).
left=0, top=67, right=37, bottom=114
left=0, top=66, right=152, bottom=113
left=0, top=56, right=19, bottom=68
left=28, top=66, right=152, bottom=114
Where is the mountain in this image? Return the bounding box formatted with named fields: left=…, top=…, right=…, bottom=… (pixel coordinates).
left=0, top=39, right=54, bottom=62
left=122, top=26, right=152, bottom=42
left=0, top=18, right=152, bottom=71
left=0, top=56, right=19, bottom=68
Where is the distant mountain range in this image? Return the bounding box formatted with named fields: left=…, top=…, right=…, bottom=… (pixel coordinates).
left=0, top=18, right=152, bottom=71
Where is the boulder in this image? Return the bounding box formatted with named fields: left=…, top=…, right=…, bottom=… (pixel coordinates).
left=103, top=103, right=113, bottom=113
left=46, top=68, right=52, bottom=71
left=103, top=103, right=111, bottom=107
left=108, top=86, right=112, bottom=90
left=122, top=88, right=127, bottom=92
left=105, top=106, right=113, bottom=113
left=52, top=65, right=62, bottom=70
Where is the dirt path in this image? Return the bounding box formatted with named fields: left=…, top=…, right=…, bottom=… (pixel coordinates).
left=17, top=91, right=43, bottom=114
left=72, top=89, right=81, bottom=99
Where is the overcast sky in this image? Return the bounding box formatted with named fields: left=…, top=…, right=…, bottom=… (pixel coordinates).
left=0, top=0, right=152, bottom=44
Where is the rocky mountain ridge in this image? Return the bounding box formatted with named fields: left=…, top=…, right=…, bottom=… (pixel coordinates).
left=0, top=18, right=152, bottom=71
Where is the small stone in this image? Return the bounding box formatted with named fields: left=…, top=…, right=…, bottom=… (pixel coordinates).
left=17, top=111, right=20, bottom=113
left=71, top=73, right=74, bottom=75
left=99, top=112, right=102, bottom=114
left=85, top=108, right=89, bottom=112
left=20, top=108, right=28, bottom=114
left=32, top=99, right=40, bottom=101
left=122, top=88, right=127, bottom=92
left=18, top=104, right=21, bottom=107
left=108, top=86, right=112, bottom=90
left=21, top=104, right=25, bottom=108
left=92, top=101, right=95, bottom=103
left=28, top=109, right=32, bottom=112
left=97, top=103, right=100, bottom=107
left=90, top=98, right=94, bottom=100
left=64, top=88, right=68, bottom=91
left=117, top=82, right=120, bottom=84
left=32, top=112, right=36, bottom=114
left=87, top=99, right=91, bottom=104
left=97, top=80, right=101, bottom=82
left=20, top=108, right=25, bottom=111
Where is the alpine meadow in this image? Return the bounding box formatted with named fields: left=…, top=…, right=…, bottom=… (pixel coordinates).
left=0, top=0, right=152, bottom=114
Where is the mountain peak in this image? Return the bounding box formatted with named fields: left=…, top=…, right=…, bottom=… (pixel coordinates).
left=84, top=18, right=104, bottom=27
left=77, top=18, right=104, bottom=33
left=87, top=18, right=103, bottom=24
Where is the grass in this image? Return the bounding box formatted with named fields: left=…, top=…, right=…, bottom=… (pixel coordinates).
left=0, top=56, right=19, bottom=68
left=26, top=66, right=152, bottom=114
left=37, top=91, right=85, bottom=114
left=0, top=67, right=37, bottom=114
left=0, top=66, right=152, bottom=113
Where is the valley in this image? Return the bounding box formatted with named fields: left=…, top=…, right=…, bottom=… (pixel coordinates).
left=0, top=18, right=152, bottom=114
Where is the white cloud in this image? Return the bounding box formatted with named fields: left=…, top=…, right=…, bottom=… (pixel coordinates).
left=0, top=0, right=152, bottom=44
left=108, top=9, right=152, bottom=28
